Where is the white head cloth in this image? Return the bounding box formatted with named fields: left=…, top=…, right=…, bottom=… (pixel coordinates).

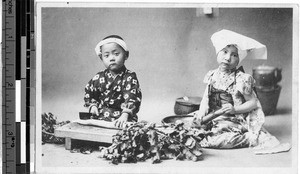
left=95, top=37, right=128, bottom=56
left=211, top=29, right=267, bottom=63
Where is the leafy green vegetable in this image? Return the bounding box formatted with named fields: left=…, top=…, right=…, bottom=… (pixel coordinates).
left=98, top=120, right=212, bottom=164
left=42, top=112, right=70, bottom=144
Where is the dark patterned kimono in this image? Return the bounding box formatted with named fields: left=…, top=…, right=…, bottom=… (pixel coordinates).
left=84, top=66, right=142, bottom=122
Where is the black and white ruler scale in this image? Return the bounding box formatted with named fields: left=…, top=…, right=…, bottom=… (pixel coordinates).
left=2, top=0, right=34, bottom=173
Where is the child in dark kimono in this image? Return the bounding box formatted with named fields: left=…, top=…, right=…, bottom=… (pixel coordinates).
left=84, top=35, right=142, bottom=128
left=193, top=30, right=290, bottom=153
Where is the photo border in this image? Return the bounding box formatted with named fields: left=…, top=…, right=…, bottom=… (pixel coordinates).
left=35, top=1, right=299, bottom=173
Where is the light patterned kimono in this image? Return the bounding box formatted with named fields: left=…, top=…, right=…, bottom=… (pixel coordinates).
left=198, top=67, right=280, bottom=149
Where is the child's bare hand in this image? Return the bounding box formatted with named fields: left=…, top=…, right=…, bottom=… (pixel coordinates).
left=221, top=103, right=235, bottom=115
left=114, top=113, right=129, bottom=128
left=89, top=105, right=99, bottom=116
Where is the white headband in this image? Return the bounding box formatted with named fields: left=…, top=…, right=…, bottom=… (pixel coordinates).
left=95, top=38, right=128, bottom=56
left=211, top=29, right=267, bottom=64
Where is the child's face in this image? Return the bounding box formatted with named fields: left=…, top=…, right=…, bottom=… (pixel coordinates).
left=217, top=45, right=240, bottom=71
left=101, top=42, right=128, bottom=74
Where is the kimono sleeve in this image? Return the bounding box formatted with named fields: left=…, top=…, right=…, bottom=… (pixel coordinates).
left=236, top=73, right=256, bottom=96
left=194, top=70, right=215, bottom=119
left=203, top=69, right=215, bottom=84
left=197, top=84, right=209, bottom=118
left=83, top=73, right=102, bottom=108
left=121, top=72, right=142, bottom=117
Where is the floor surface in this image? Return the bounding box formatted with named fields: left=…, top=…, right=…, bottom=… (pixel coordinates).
left=39, top=107, right=296, bottom=174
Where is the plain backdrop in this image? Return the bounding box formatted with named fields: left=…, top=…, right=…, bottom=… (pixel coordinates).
left=41, top=7, right=293, bottom=123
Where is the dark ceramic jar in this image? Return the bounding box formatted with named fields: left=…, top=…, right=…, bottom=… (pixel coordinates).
left=256, top=85, right=281, bottom=115
left=252, top=65, right=282, bottom=88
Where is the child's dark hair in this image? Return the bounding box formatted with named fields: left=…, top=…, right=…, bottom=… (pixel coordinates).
left=100, top=35, right=129, bottom=59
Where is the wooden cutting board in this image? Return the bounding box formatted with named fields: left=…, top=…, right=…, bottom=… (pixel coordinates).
left=54, top=122, right=121, bottom=149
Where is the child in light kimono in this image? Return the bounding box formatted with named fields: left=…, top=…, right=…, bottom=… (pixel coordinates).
left=84, top=35, right=142, bottom=128
left=193, top=30, right=290, bottom=153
